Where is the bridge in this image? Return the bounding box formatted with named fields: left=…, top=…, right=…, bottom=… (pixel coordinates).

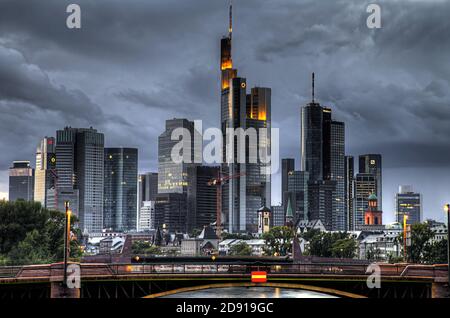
left=0, top=261, right=448, bottom=299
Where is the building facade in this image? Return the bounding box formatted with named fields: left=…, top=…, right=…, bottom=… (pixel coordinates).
left=359, top=154, right=382, bottom=210
left=55, top=127, right=104, bottom=234
left=104, top=148, right=138, bottom=232
left=9, top=161, right=34, bottom=201
left=34, top=137, right=56, bottom=207
left=345, top=156, right=354, bottom=231
left=154, top=193, right=188, bottom=233
left=354, top=173, right=377, bottom=230
left=138, top=172, right=158, bottom=207
left=395, top=185, right=422, bottom=225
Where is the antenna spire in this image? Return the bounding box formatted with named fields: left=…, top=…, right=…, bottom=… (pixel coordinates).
left=229, top=1, right=233, bottom=39
left=312, top=72, right=315, bottom=103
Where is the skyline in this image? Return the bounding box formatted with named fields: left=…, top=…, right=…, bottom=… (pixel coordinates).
left=1, top=0, right=450, bottom=222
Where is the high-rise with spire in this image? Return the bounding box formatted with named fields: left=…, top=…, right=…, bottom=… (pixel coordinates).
left=220, top=3, right=271, bottom=233
left=301, top=74, right=346, bottom=231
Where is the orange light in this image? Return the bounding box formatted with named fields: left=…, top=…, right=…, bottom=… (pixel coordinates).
left=258, top=110, right=266, bottom=121
left=251, top=271, right=267, bottom=283
left=221, top=60, right=232, bottom=70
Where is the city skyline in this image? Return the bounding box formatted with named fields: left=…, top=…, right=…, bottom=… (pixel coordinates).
left=1, top=0, right=450, bottom=223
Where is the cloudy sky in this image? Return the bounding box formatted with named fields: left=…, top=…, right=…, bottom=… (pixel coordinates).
left=0, top=0, right=449, bottom=223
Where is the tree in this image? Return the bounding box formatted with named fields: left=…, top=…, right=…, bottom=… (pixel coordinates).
left=0, top=201, right=81, bottom=265
left=397, top=223, right=434, bottom=263
left=262, top=226, right=294, bottom=256
left=229, top=242, right=252, bottom=256
left=423, top=239, right=448, bottom=264
left=307, top=232, right=357, bottom=258
left=132, top=240, right=161, bottom=255
left=331, top=238, right=357, bottom=259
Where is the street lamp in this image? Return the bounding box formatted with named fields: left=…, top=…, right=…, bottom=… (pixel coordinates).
left=403, top=214, right=409, bottom=262
left=444, top=204, right=450, bottom=288
left=63, top=201, right=72, bottom=288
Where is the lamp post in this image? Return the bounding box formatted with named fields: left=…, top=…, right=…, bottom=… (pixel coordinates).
left=444, top=204, right=450, bottom=288
left=63, top=201, right=71, bottom=288
left=403, top=214, right=408, bottom=262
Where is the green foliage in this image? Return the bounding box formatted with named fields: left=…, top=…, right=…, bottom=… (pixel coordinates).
left=229, top=242, right=253, bottom=256
left=0, top=200, right=82, bottom=265
left=307, top=231, right=357, bottom=258
left=132, top=240, right=161, bottom=255
left=262, top=226, right=294, bottom=256
left=423, top=239, right=448, bottom=264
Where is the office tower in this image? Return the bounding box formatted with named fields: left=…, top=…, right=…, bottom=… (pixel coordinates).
left=354, top=173, right=377, bottom=230
left=359, top=154, right=382, bottom=210
left=186, top=165, right=219, bottom=234
left=154, top=193, right=187, bottom=233
left=9, top=161, right=34, bottom=201
left=286, top=170, right=309, bottom=223
left=158, top=118, right=200, bottom=194
left=271, top=205, right=285, bottom=227
left=281, top=158, right=295, bottom=208
left=138, top=201, right=155, bottom=232
left=104, top=148, right=138, bottom=232
left=55, top=127, right=104, bottom=234
left=219, top=6, right=271, bottom=233
left=34, top=137, right=56, bottom=206
left=300, top=73, right=345, bottom=230
left=344, top=156, right=354, bottom=230
left=308, top=180, right=336, bottom=229
left=330, top=121, right=345, bottom=230
left=395, top=185, right=422, bottom=225
left=138, top=172, right=158, bottom=207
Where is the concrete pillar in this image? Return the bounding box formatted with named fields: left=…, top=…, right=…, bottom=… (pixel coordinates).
left=431, top=282, right=450, bottom=298
left=50, top=282, right=80, bottom=298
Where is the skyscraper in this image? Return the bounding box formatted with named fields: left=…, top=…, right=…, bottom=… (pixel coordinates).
left=220, top=5, right=271, bottom=233
left=158, top=118, right=200, bottom=194
left=395, top=185, right=422, bottom=225
left=138, top=172, right=158, bottom=207
left=9, top=161, right=34, bottom=201
left=55, top=127, right=104, bottom=234
left=154, top=193, right=187, bottom=233
left=286, top=170, right=309, bottom=223
left=344, top=156, right=354, bottom=231
left=104, top=148, right=138, bottom=232
left=359, top=154, right=382, bottom=210
left=354, top=173, right=377, bottom=230
left=300, top=73, right=345, bottom=230
left=186, top=165, right=219, bottom=234
left=281, top=158, right=295, bottom=208
left=34, top=137, right=56, bottom=207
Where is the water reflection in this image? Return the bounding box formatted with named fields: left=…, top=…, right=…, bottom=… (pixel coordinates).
left=164, top=287, right=338, bottom=298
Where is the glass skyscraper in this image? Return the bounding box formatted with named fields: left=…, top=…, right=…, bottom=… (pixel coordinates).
left=34, top=137, right=56, bottom=207
left=359, top=154, right=382, bottom=211
left=104, top=148, right=138, bottom=232
left=219, top=5, right=271, bottom=233
left=344, top=156, right=354, bottom=231
left=354, top=173, right=377, bottom=230
left=55, top=127, right=104, bottom=234
left=9, top=161, right=34, bottom=202
left=395, top=185, right=422, bottom=225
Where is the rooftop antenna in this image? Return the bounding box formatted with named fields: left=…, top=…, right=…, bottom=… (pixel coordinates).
left=229, top=1, right=233, bottom=39
left=312, top=72, right=315, bottom=103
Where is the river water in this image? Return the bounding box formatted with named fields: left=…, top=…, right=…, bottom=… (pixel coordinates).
left=163, top=287, right=338, bottom=298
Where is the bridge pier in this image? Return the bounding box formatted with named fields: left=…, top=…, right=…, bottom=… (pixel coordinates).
left=50, top=282, right=80, bottom=298
left=431, top=281, right=450, bottom=298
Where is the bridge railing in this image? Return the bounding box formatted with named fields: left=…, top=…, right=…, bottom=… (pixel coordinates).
left=0, top=266, right=22, bottom=278
left=105, top=263, right=402, bottom=276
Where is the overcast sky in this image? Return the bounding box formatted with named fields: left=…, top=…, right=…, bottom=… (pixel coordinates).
left=0, top=0, right=449, bottom=223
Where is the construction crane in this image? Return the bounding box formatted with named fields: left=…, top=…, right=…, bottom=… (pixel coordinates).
left=207, top=171, right=246, bottom=238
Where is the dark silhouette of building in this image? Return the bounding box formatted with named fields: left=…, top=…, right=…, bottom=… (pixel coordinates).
left=345, top=156, right=354, bottom=231
left=359, top=154, right=382, bottom=210
left=395, top=185, right=422, bottom=225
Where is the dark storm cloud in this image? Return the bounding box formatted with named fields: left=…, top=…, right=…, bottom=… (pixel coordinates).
left=1, top=0, right=450, bottom=220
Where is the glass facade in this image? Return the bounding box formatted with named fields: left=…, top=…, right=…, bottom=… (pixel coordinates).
left=104, top=148, right=138, bottom=232
left=344, top=156, right=354, bottom=231
left=287, top=171, right=309, bottom=223
left=330, top=121, right=345, bottom=231
left=354, top=173, right=377, bottom=230
left=359, top=154, right=382, bottom=210
left=9, top=161, right=34, bottom=201
left=395, top=186, right=422, bottom=225
left=34, top=137, right=56, bottom=207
